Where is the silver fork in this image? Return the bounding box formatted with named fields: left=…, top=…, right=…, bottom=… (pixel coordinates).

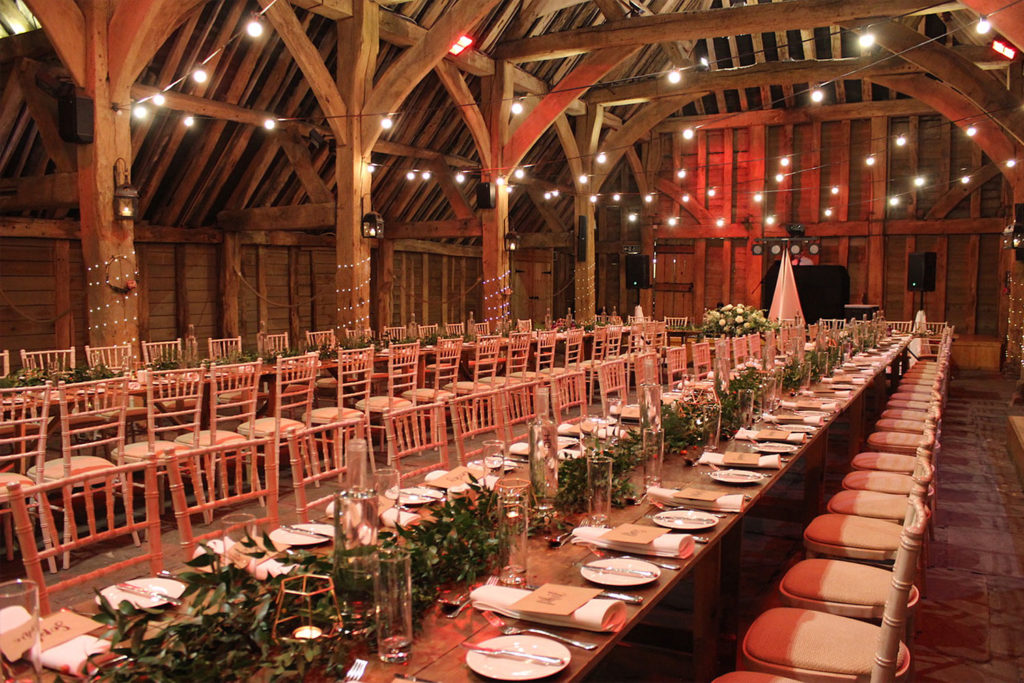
left=446, top=575, right=498, bottom=619
left=481, top=610, right=598, bottom=650
left=343, top=658, right=367, bottom=681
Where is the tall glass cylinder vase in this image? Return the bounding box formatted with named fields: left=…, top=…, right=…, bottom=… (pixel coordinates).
left=639, top=382, right=663, bottom=488
left=700, top=390, right=722, bottom=454
left=496, top=478, right=530, bottom=586
left=529, top=388, right=559, bottom=526
left=375, top=548, right=413, bottom=663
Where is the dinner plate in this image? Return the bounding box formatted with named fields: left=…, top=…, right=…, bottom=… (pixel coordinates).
left=753, top=442, right=800, bottom=454
left=465, top=635, right=571, bottom=681
left=395, top=486, right=446, bottom=506
left=708, top=469, right=768, bottom=485
left=509, top=437, right=578, bottom=456
left=651, top=509, right=719, bottom=531
left=268, top=523, right=334, bottom=547
left=580, top=558, right=661, bottom=587
left=97, top=577, right=185, bottom=609
left=467, top=459, right=517, bottom=473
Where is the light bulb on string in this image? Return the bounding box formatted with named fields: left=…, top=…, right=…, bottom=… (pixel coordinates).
left=495, top=176, right=505, bottom=186
left=753, top=192, right=763, bottom=203
left=514, top=168, right=525, bottom=179
left=715, top=217, right=725, bottom=227
left=551, top=189, right=559, bottom=197
left=596, top=151, right=607, bottom=164
left=913, top=176, right=925, bottom=187
left=132, top=104, right=147, bottom=119
left=667, top=69, right=682, bottom=84
left=544, top=191, right=552, bottom=200
left=455, top=172, right=465, bottom=183
left=774, top=172, right=785, bottom=182
left=858, top=32, right=875, bottom=48
left=779, top=157, right=790, bottom=167
left=151, top=93, right=165, bottom=106
left=589, top=194, right=598, bottom=203
left=810, top=89, right=824, bottom=103
left=960, top=175, right=971, bottom=185
left=865, top=155, right=876, bottom=166
left=667, top=217, right=678, bottom=227
left=1007, top=159, right=1017, bottom=168
left=183, top=115, right=194, bottom=127
left=831, top=185, right=840, bottom=195
left=421, top=170, right=431, bottom=180
left=406, top=171, right=416, bottom=181
left=682, top=193, right=690, bottom=202
left=977, top=16, right=991, bottom=34
left=676, top=168, right=686, bottom=179
left=707, top=187, right=716, bottom=197
left=246, top=18, right=264, bottom=37
left=192, top=69, right=208, bottom=83
left=612, top=193, right=621, bottom=202
left=263, top=118, right=276, bottom=130
left=380, top=116, right=394, bottom=130
left=628, top=213, right=638, bottom=223
left=682, top=128, right=695, bottom=140
left=510, top=100, right=524, bottom=115
left=765, top=215, right=776, bottom=225
left=824, top=208, right=833, bottom=218
left=578, top=174, right=588, bottom=185
left=966, top=125, right=977, bottom=137
left=889, top=196, right=900, bottom=206
left=367, top=163, right=376, bottom=173
left=895, top=134, right=907, bottom=147
left=644, top=193, right=654, bottom=203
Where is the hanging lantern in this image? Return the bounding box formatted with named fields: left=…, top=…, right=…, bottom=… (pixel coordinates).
left=361, top=212, right=384, bottom=239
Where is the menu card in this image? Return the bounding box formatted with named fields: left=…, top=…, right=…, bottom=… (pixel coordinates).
left=40, top=610, right=101, bottom=651
left=428, top=466, right=476, bottom=490
left=670, top=487, right=720, bottom=503
left=600, top=523, right=669, bottom=545
left=723, top=451, right=761, bottom=466
left=511, top=583, right=603, bottom=616
left=756, top=429, right=794, bottom=442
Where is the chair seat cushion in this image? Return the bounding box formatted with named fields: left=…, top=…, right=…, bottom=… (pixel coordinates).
left=446, top=381, right=481, bottom=395
left=118, top=439, right=193, bottom=461
left=780, top=558, right=897, bottom=608
left=851, top=451, right=916, bottom=473
left=402, top=388, right=455, bottom=402
left=355, top=396, right=412, bottom=412
left=0, top=472, right=34, bottom=499
left=306, top=407, right=364, bottom=424
left=827, top=490, right=908, bottom=521
left=236, top=417, right=305, bottom=438
left=477, top=376, right=509, bottom=387
left=886, top=399, right=930, bottom=411
left=744, top=608, right=906, bottom=676
left=874, top=418, right=926, bottom=434
left=804, top=514, right=902, bottom=553
left=866, top=431, right=923, bottom=455
left=880, top=408, right=929, bottom=421
left=842, top=470, right=914, bottom=495
left=315, top=377, right=339, bottom=389
left=889, top=391, right=933, bottom=403
left=28, top=456, right=115, bottom=482
left=175, top=430, right=247, bottom=447
left=713, top=673, right=802, bottom=683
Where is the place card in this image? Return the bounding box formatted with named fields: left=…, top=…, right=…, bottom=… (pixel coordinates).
left=0, top=607, right=37, bottom=662
left=600, top=523, right=669, bottom=545
left=723, top=452, right=761, bottom=467
left=39, top=610, right=101, bottom=652
left=671, top=488, right=721, bottom=503
left=428, top=466, right=476, bottom=490
left=511, top=583, right=602, bottom=616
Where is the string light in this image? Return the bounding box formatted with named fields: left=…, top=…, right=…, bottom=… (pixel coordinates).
left=682, top=128, right=695, bottom=140
left=977, top=16, right=991, bottom=34
left=455, top=172, right=466, bottom=183
left=858, top=32, right=875, bottom=48
left=367, top=163, right=377, bottom=173
left=495, top=176, right=506, bottom=186
left=628, top=213, right=638, bottom=222
left=644, top=193, right=654, bottom=203
left=831, top=185, right=840, bottom=195
left=132, top=105, right=147, bottom=119
left=544, top=191, right=552, bottom=200
left=765, top=215, right=776, bottom=225
left=183, top=115, right=194, bottom=127
left=753, top=192, right=763, bottom=202
left=865, top=155, right=876, bottom=166
left=1007, top=159, right=1017, bottom=168
left=681, top=193, right=690, bottom=202
left=578, top=174, right=588, bottom=185
left=510, top=100, right=524, bottom=115
left=810, top=89, right=824, bottom=103
left=960, top=175, right=971, bottom=184
left=889, top=196, right=900, bottom=206
left=192, top=69, right=208, bottom=83
left=612, top=193, right=621, bottom=202
left=590, top=194, right=598, bottom=203
left=667, top=69, right=682, bottom=84
left=406, top=171, right=416, bottom=180
left=913, top=176, right=925, bottom=187
left=715, top=217, right=725, bottom=227
left=513, top=168, right=525, bottom=179
left=966, top=125, right=978, bottom=137
left=667, top=217, right=678, bottom=226
left=151, top=93, right=165, bottom=106
left=380, top=115, right=394, bottom=130
left=551, top=189, right=559, bottom=197
left=263, top=118, right=276, bottom=130
left=596, top=152, right=607, bottom=164
left=707, top=187, right=716, bottom=197
left=676, top=168, right=686, bottom=179
left=421, top=170, right=432, bottom=180
left=774, top=172, right=785, bottom=182
left=246, top=18, right=264, bottom=37
left=779, top=157, right=790, bottom=167
left=824, top=208, right=833, bottom=217
left=895, top=134, right=907, bottom=147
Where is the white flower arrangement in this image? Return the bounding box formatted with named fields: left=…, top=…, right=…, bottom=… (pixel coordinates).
left=702, top=303, right=774, bottom=337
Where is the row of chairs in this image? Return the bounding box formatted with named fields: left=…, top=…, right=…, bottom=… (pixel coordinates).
left=721, top=325, right=953, bottom=681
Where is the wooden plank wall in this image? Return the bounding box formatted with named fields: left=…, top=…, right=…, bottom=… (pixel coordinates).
left=388, top=249, right=481, bottom=328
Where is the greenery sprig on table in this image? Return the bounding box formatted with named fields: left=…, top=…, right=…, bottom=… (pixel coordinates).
left=554, top=431, right=643, bottom=513
left=0, top=363, right=118, bottom=388
left=87, top=485, right=506, bottom=682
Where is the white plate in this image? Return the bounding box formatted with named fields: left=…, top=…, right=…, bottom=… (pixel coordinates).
left=708, top=469, right=768, bottom=485
left=268, top=523, right=334, bottom=546
left=580, top=557, right=661, bottom=587
left=467, top=459, right=517, bottom=473
left=97, top=577, right=185, bottom=609
left=395, top=486, right=445, bottom=506
left=465, top=635, right=571, bottom=681
left=753, top=442, right=800, bottom=454
left=509, top=437, right=577, bottom=456
left=651, top=509, right=720, bottom=531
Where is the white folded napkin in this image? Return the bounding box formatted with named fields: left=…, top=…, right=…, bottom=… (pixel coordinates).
left=821, top=376, right=866, bottom=386
left=558, top=422, right=580, bottom=436
left=779, top=399, right=838, bottom=412
left=571, top=526, right=694, bottom=559
left=647, top=487, right=744, bottom=512
left=424, top=468, right=498, bottom=492
left=41, top=635, right=110, bottom=677
left=469, top=585, right=627, bottom=633
left=509, top=441, right=529, bottom=455
left=380, top=506, right=422, bottom=528
left=734, top=428, right=804, bottom=444
left=193, top=539, right=295, bottom=580
left=697, top=451, right=781, bottom=469
left=763, top=413, right=824, bottom=426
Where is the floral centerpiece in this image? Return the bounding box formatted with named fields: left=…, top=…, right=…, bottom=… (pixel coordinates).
left=702, top=303, right=774, bottom=337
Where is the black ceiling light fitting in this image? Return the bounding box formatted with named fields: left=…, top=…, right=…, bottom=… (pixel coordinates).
left=785, top=223, right=806, bottom=237
left=361, top=212, right=383, bottom=238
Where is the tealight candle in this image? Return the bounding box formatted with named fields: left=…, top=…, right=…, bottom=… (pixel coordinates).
left=292, top=625, right=323, bottom=640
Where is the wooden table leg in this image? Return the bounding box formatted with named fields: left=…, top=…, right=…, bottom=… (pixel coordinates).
left=693, top=540, right=722, bottom=681
left=803, top=428, right=828, bottom=524
left=845, top=391, right=866, bottom=461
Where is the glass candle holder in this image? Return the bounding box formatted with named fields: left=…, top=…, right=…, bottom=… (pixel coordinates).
left=272, top=574, right=341, bottom=642
left=586, top=453, right=614, bottom=527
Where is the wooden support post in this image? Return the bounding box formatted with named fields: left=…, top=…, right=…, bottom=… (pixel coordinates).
left=53, top=240, right=73, bottom=348
left=966, top=234, right=980, bottom=334
left=136, top=245, right=149, bottom=345
left=77, top=0, right=138, bottom=348
left=256, top=245, right=269, bottom=330
left=174, top=244, right=190, bottom=338
left=377, top=239, right=395, bottom=328
left=867, top=117, right=888, bottom=305
left=481, top=60, right=513, bottom=323
left=693, top=239, right=707, bottom=319
left=288, top=246, right=301, bottom=344
left=219, top=231, right=241, bottom=337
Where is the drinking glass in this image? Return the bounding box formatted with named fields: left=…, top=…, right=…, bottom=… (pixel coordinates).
left=374, top=466, right=400, bottom=502
left=334, top=489, right=379, bottom=551
left=481, top=440, right=507, bottom=482
left=586, top=453, right=613, bottom=527
left=375, top=548, right=413, bottom=663
left=0, top=579, right=40, bottom=682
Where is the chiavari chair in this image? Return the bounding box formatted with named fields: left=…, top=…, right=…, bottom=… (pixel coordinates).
left=500, top=381, right=539, bottom=446
left=358, top=341, right=419, bottom=452
left=287, top=421, right=356, bottom=522
left=306, top=347, right=373, bottom=444
left=449, top=336, right=502, bottom=395
left=305, top=329, right=337, bottom=349
left=449, top=388, right=505, bottom=464
left=445, top=322, right=465, bottom=336
left=550, top=370, right=587, bottom=431
left=258, top=331, right=290, bottom=356
left=0, top=384, right=51, bottom=560
left=142, top=338, right=184, bottom=366
left=665, top=346, right=688, bottom=388
left=691, top=341, right=713, bottom=379
left=20, top=347, right=75, bottom=374
left=175, top=360, right=259, bottom=447
left=404, top=337, right=461, bottom=403
left=207, top=336, right=242, bottom=360
left=383, top=401, right=450, bottom=483
left=116, top=367, right=204, bottom=463
left=84, top=343, right=133, bottom=372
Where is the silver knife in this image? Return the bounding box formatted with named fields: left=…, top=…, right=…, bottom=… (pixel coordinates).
left=114, top=583, right=182, bottom=606
left=461, top=643, right=566, bottom=665
left=280, top=525, right=332, bottom=540
left=582, top=563, right=657, bottom=578
left=525, top=584, right=642, bottom=605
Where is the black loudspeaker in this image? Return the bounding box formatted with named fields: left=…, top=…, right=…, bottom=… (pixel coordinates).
left=761, top=264, right=850, bottom=323
left=625, top=254, right=652, bottom=289
left=907, top=252, right=936, bottom=292
left=476, top=182, right=495, bottom=209
left=576, top=215, right=587, bottom=262
left=58, top=94, right=94, bottom=144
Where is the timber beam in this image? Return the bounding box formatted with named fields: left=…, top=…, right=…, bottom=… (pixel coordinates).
left=0, top=173, right=78, bottom=211
left=656, top=99, right=936, bottom=132
left=494, top=0, right=942, bottom=62
left=385, top=218, right=482, bottom=240
left=218, top=203, right=335, bottom=231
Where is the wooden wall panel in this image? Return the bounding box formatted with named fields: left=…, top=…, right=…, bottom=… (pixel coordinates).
left=183, top=245, right=218, bottom=342
left=977, top=235, right=1002, bottom=336
left=0, top=239, right=60, bottom=358
left=142, top=244, right=177, bottom=343
left=240, top=246, right=259, bottom=346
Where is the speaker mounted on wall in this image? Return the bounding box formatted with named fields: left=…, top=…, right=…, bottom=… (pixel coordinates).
left=907, top=252, right=937, bottom=292
left=58, top=94, right=94, bottom=144
left=576, top=215, right=587, bottom=262
left=476, top=181, right=495, bottom=210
